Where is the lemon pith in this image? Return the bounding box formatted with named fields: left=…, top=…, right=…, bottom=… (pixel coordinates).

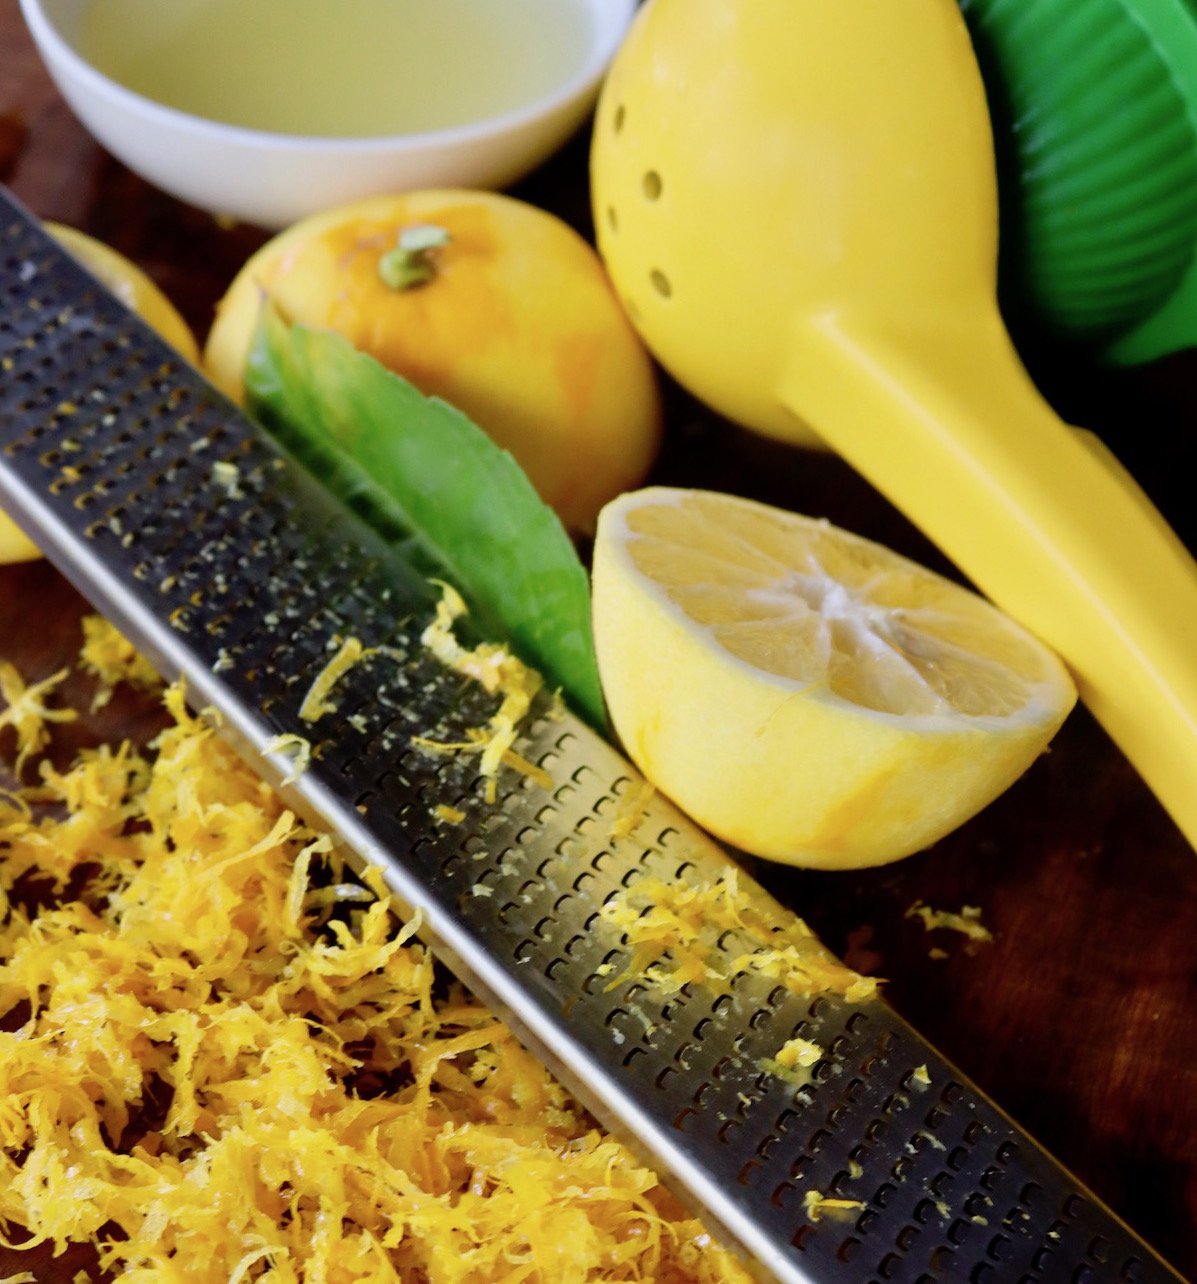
left=591, top=488, right=1077, bottom=869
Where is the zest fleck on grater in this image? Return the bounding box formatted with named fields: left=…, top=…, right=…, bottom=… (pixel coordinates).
left=0, top=188, right=1182, bottom=1284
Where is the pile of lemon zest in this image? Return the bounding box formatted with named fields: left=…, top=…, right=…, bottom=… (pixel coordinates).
left=299, top=637, right=372, bottom=724
left=434, top=804, right=465, bottom=826
left=610, top=780, right=656, bottom=843
left=733, top=944, right=881, bottom=1005
left=263, top=733, right=312, bottom=785
left=600, top=873, right=879, bottom=1082
left=0, top=663, right=77, bottom=773
left=907, top=900, right=994, bottom=944
left=77, top=615, right=162, bottom=711
left=0, top=669, right=747, bottom=1280
left=415, top=584, right=547, bottom=803
left=803, top=1192, right=865, bottom=1223
left=2, top=616, right=755, bottom=1283
left=600, top=871, right=878, bottom=1009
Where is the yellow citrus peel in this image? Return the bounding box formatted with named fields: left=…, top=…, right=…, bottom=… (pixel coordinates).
left=906, top=901, right=994, bottom=944
left=599, top=868, right=877, bottom=1005
left=415, top=583, right=550, bottom=802
left=299, top=636, right=373, bottom=724
left=78, top=615, right=163, bottom=711
left=802, top=1192, right=866, bottom=1224
left=0, top=664, right=76, bottom=775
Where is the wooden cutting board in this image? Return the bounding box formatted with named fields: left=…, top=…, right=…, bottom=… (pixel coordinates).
left=3, top=0, right=1196, bottom=1274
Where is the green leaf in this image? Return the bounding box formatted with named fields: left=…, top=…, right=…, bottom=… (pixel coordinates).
left=244, top=308, right=607, bottom=730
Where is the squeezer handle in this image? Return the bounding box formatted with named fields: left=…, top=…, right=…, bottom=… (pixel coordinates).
left=781, top=311, right=1197, bottom=851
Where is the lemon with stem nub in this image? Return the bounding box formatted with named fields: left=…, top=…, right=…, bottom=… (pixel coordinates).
left=0, top=225, right=199, bottom=565
left=203, top=190, right=661, bottom=533
left=592, top=488, right=1077, bottom=869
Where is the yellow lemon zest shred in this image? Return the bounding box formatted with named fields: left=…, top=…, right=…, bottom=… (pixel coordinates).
left=263, top=732, right=312, bottom=785
left=77, top=614, right=162, bottom=710
left=774, top=1037, right=823, bottom=1071
left=299, top=636, right=372, bottom=724
left=906, top=900, right=994, bottom=944
left=803, top=1191, right=866, bottom=1223
left=0, top=663, right=77, bottom=774
left=610, top=780, right=656, bottom=843
left=416, top=584, right=547, bottom=802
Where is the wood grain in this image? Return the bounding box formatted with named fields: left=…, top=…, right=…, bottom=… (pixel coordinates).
left=2, top=0, right=1196, bottom=1275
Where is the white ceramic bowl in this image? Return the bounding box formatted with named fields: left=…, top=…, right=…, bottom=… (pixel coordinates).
left=20, top=0, right=635, bottom=229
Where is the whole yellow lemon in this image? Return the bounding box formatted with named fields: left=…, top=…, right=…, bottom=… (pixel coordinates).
left=203, top=190, right=661, bottom=532
left=0, top=224, right=200, bottom=566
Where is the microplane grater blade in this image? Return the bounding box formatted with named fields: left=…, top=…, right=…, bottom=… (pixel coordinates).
left=0, top=188, right=1182, bottom=1284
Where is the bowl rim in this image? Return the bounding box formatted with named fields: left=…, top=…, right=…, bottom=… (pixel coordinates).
left=19, top=0, right=637, bottom=152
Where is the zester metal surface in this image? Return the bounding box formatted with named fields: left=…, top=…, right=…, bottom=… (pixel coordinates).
left=0, top=189, right=1182, bottom=1284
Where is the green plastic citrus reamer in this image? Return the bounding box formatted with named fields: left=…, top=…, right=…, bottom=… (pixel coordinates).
left=961, top=0, right=1197, bottom=364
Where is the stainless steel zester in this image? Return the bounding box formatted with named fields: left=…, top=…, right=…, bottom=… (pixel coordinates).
left=0, top=187, right=1183, bottom=1284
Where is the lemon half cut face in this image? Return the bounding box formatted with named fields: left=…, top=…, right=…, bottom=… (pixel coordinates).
left=591, top=488, right=1076, bottom=869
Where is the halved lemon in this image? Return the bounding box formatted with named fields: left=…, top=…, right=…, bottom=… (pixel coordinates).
left=591, top=488, right=1077, bottom=869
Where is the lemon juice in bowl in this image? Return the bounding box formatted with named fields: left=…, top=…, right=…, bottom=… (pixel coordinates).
left=75, top=0, right=597, bottom=136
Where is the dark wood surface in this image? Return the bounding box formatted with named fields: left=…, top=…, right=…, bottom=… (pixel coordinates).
left=3, top=0, right=1196, bottom=1276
